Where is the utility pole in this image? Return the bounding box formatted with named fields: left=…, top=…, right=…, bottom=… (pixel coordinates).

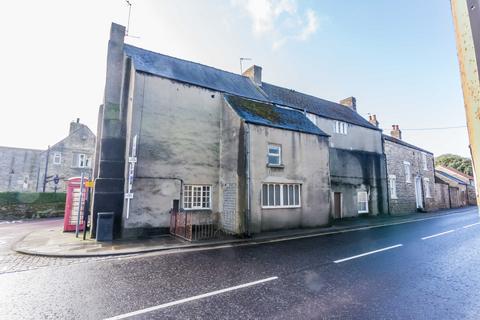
left=451, top=0, right=480, bottom=209
left=42, top=146, right=50, bottom=193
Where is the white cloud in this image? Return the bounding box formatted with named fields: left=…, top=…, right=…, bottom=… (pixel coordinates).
left=233, top=0, right=320, bottom=49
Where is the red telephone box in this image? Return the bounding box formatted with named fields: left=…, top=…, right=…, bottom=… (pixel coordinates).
left=63, top=177, right=89, bottom=232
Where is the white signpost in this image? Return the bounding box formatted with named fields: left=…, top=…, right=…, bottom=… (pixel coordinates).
left=126, top=135, right=137, bottom=219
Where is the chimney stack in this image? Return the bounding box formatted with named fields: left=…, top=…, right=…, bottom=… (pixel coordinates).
left=242, top=65, right=262, bottom=86
left=339, top=96, right=357, bottom=112
left=368, top=114, right=379, bottom=128
left=69, top=118, right=82, bottom=135
left=390, top=124, right=402, bottom=140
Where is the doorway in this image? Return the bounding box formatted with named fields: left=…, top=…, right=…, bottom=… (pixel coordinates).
left=333, top=192, right=342, bottom=219
left=414, top=176, right=424, bottom=210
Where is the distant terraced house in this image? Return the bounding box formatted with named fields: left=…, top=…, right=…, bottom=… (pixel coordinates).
left=92, top=23, right=388, bottom=239
left=0, top=119, right=95, bottom=193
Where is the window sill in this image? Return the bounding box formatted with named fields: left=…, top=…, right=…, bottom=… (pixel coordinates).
left=183, top=208, right=212, bottom=211
left=262, top=206, right=301, bottom=209
left=267, top=164, right=285, bottom=169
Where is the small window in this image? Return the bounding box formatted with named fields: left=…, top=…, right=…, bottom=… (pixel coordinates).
left=422, top=153, right=428, bottom=170
left=267, top=144, right=281, bottom=166
left=388, top=175, right=397, bottom=199
left=424, top=178, right=431, bottom=198
left=53, top=152, right=61, bottom=165
left=183, top=185, right=211, bottom=209
left=357, top=191, right=369, bottom=213
left=22, top=176, right=29, bottom=190
left=262, top=183, right=301, bottom=208
left=76, top=154, right=91, bottom=168
left=334, top=121, right=348, bottom=135
left=404, top=161, right=411, bottom=183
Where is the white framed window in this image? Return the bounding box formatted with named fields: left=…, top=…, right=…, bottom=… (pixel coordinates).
left=183, top=185, right=212, bottom=209
left=334, top=121, right=348, bottom=135
left=357, top=191, right=369, bottom=213
left=22, top=176, right=29, bottom=190
left=422, top=153, right=428, bottom=170
left=388, top=175, right=397, bottom=199
left=76, top=154, right=91, bottom=168
left=267, top=144, right=282, bottom=166
left=424, top=178, right=431, bottom=198
left=53, top=152, right=61, bottom=165
left=404, top=161, right=411, bottom=183
left=262, top=183, right=301, bottom=208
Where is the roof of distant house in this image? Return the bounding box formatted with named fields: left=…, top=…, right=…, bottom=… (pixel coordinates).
left=383, top=134, right=433, bottom=155
left=436, top=165, right=473, bottom=180
left=436, top=171, right=467, bottom=185
left=124, top=44, right=377, bottom=130
left=225, top=95, right=329, bottom=137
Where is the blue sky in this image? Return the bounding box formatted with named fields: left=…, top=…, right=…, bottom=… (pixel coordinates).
left=0, top=0, right=470, bottom=157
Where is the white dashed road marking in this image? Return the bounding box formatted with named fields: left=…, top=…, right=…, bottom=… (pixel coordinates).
left=333, top=244, right=403, bottom=264
left=104, top=276, right=279, bottom=320
left=462, top=222, right=480, bottom=229
left=421, top=229, right=455, bottom=240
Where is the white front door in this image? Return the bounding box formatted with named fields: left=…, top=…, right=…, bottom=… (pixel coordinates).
left=415, top=176, right=424, bottom=209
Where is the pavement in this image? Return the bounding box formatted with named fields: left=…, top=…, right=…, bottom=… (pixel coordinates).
left=1, top=206, right=480, bottom=319
left=12, top=206, right=477, bottom=257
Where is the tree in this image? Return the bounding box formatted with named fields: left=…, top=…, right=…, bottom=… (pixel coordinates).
left=435, top=154, right=473, bottom=176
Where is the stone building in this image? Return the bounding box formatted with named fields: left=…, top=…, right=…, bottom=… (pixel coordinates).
left=382, top=124, right=436, bottom=214
left=435, top=170, right=469, bottom=207
left=436, top=165, right=477, bottom=205
left=0, top=119, right=95, bottom=193
left=0, top=147, right=42, bottom=192
left=92, top=23, right=389, bottom=239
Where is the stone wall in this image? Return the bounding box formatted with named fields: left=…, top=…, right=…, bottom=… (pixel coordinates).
left=0, top=147, right=42, bottom=192
left=433, top=183, right=450, bottom=210
left=384, top=139, right=435, bottom=214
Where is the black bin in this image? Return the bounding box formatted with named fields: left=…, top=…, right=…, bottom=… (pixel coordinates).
left=96, top=212, right=114, bottom=241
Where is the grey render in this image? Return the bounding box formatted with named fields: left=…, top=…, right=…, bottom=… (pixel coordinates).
left=383, top=135, right=435, bottom=214
left=93, top=23, right=392, bottom=239
left=0, top=120, right=95, bottom=193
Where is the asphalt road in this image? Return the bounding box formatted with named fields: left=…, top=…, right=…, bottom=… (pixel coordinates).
left=1, top=207, right=480, bottom=319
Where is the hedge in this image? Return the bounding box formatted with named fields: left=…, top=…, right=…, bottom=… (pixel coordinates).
left=0, top=192, right=66, bottom=205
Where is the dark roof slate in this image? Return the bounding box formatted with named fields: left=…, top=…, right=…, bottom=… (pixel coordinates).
left=383, top=134, right=433, bottom=155
left=260, top=82, right=379, bottom=130
left=124, top=44, right=380, bottom=131
left=225, top=95, right=329, bottom=137
left=124, top=44, right=268, bottom=102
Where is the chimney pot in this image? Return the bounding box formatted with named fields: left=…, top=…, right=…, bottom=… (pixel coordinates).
left=391, top=124, right=402, bottom=140
left=368, top=114, right=379, bottom=127
left=339, top=96, right=357, bottom=112
left=242, top=65, right=262, bottom=86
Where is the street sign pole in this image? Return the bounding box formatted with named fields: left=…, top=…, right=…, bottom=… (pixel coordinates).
left=75, top=172, right=85, bottom=238
left=451, top=0, right=480, bottom=211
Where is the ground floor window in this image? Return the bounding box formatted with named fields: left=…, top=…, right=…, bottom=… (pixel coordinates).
left=262, top=183, right=301, bottom=208
left=183, top=185, right=211, bottom=209
left=388, top=175, right=397, bottom=199
left=357, top=191, right=369, bottom=213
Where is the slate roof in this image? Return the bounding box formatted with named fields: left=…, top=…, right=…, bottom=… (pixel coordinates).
left=436, top=171, right=467, bottom=185
left=225, top=95, right=329, bottom=137
left=124, top=44, right=268, bottom=102
left=383, top=134, right=433, bottom=155
left=124, top=44, right=378, bottom=131
left=260, top=82, right=379, bottom=130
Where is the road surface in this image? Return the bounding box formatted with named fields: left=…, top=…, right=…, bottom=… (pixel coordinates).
left=1, top=207, right=479, bottom=319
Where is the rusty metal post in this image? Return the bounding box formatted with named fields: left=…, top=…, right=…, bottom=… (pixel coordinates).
left=451, top=0, right=480, bottom=210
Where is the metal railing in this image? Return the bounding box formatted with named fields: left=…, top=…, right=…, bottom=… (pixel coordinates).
left=170, top=209, right=218, bottom=241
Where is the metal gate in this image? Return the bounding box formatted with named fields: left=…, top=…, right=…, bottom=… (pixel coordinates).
left=169, top=209, right=217, bottom=241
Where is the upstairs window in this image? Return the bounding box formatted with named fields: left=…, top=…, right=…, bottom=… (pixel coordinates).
left=53, top=152, right=61, bottom=165
left=262, top=183, right=301, bottom=208
left=404, top=161, right=411, bottom=183
left=422, top=153, right=428, bottom=170
left=334, top=121, right=348, bottom=135
left=388, top=175, right=397, bottom=199
left=267, top=144, right=282, bottom=166
left=76, top=154, right=91, bottom=168
left=183, top=185, right=211, bottom=209
left=357, top=191, right=369, bottom=213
